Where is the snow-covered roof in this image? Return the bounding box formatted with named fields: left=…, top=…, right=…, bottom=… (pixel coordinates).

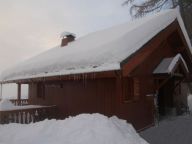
left=153, top=54, right=189, bottom=74
left=0, top=8, right=191, bottom=82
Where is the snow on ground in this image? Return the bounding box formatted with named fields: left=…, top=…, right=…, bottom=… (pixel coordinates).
left=140, top=115, right=192, bottom=144
left=0, top=113, right=148, bottom=144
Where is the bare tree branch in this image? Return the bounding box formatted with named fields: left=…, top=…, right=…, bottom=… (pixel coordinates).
left=123, top=0, right=192, bottom=18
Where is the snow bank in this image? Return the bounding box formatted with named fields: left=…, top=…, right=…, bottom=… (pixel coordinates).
left=0, top=99, right=15, bottom=110
left=0, top=113, right=148, bottom=144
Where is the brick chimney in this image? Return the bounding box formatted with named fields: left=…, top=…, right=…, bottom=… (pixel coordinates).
left=60, top=32, right=76, bottom=47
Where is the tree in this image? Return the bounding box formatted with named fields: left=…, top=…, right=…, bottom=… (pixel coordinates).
left=123, top=0, right=192, bottom=18
left=123, top=0, right=192, bottom=39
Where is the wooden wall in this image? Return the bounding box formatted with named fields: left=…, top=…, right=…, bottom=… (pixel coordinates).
left=29, top=78, right=116, bottom=119
left=29, top=77, right=154, bottom=130
left=116, top=21, right=186, bottom=130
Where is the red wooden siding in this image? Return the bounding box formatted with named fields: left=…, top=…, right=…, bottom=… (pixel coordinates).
left=29, top=78, right=116, bottom=119
left=26, top=20, right=192, bottom=131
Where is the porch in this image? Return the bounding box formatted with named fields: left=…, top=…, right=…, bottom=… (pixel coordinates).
left=153, top=54, right=190, bottom=119
left=0, top=99, right=57, bottom=124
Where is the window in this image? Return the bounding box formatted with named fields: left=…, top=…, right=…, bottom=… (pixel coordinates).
left=133, top=78, right=140, bottom=100
left=123, top=77, right=140, bottom=102
left=37, top=83, right=45, bottom=99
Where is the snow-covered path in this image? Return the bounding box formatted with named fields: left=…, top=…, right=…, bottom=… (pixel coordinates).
left=140, top=115, right=192, bottom=144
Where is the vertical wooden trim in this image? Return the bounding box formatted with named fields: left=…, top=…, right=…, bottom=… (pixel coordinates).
left=17, top=83, right=21, bottom=101
left=0, top=84, right=2, bottom=99
left=115, top=73, right=123, bottom=112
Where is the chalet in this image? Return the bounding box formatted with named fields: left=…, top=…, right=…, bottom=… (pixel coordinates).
left=0, top=9, right=192, bottom=131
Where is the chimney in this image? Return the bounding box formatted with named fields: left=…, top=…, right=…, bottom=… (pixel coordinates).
left=60, top=32, right=76, bottom=47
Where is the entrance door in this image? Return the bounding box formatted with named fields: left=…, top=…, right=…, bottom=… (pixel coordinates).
left=157, top=77, right=188, bottom=119
left=157, top=78, right=175, bottom=118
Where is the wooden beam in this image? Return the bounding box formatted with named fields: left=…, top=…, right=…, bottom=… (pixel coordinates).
left=17, top=84, right=21, bottom=101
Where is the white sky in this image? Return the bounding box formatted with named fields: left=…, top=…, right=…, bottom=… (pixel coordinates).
left=0, top=0, right=131, bottom=71
left=0, top=0, right=131, bottom=98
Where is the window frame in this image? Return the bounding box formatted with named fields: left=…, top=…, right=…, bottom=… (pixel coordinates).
left=122, top=77, right=140, bottom=103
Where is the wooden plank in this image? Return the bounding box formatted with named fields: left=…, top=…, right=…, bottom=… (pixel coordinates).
left=17, top=84, right=21, bottom=105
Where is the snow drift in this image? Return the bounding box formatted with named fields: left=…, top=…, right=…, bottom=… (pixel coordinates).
left=0, top=113, right=148, bottom=144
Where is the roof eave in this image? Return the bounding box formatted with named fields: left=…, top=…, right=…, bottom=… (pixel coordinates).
left=0, top=70, right=121, bottom=84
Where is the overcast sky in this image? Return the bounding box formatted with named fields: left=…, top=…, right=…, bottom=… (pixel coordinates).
left=0, top=0, right=131, bottom=71
left=0, top=0, right=131, bottom=98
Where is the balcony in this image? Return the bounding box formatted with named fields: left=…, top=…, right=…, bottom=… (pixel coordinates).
left=0, top=99, right=57, bottom=124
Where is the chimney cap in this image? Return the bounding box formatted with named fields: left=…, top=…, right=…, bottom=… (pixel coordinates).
left=60, top=31, right=76, bottom=38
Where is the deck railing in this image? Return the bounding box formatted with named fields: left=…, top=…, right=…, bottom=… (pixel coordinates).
left=0, top=105, right=57, bottom=124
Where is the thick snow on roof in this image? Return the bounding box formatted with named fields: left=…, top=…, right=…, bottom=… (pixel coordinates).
left=0, top=113, right=148, bottom=144
left=153, top=54, right=189, bottom=74
left=0, top=8, right=191, bottom=82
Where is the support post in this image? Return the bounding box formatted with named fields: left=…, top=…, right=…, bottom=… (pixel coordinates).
left=0, top=84, right=2, bottom=100
left=17, top=83, right=21, bottom=105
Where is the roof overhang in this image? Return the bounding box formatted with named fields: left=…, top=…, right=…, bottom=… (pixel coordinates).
left=0, top=70, right=120, bottom=84
left=153, top=54, right=189, bottom=77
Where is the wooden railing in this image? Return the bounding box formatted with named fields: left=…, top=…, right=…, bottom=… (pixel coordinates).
left=0, top=106, right=57, bottom=124
left=10, top=99, right=29, bottom=106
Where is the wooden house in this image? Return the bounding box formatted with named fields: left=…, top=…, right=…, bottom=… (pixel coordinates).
left=0, top=9, right=192, bottom=130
